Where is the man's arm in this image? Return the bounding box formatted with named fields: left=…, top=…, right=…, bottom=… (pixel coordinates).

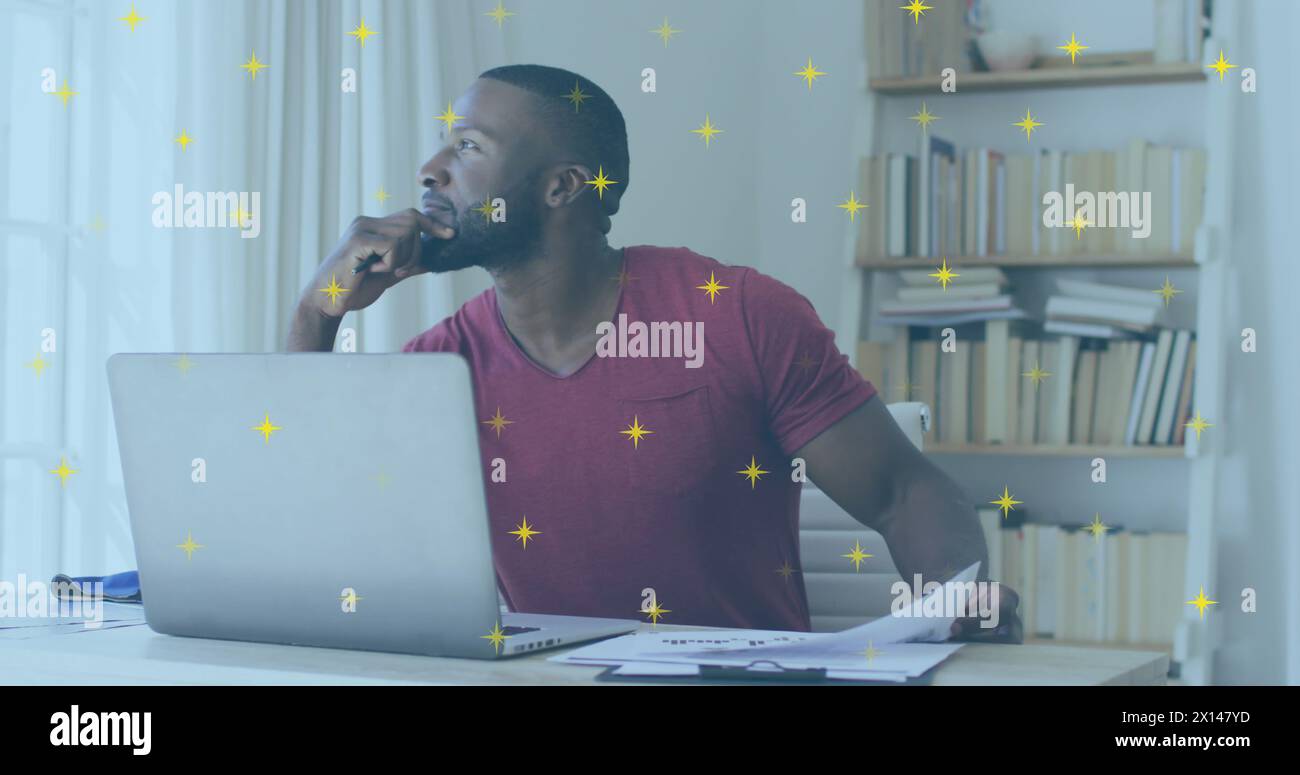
left=796, top=394, right=1022, bottom=642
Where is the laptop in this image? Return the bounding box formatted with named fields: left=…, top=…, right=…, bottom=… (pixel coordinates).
left=106, top=352, right=638, bottom=659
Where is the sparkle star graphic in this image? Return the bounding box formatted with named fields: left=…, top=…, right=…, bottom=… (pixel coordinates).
left=482, top=622, right=511, bottom=654
left=651, top=17, right=681, bottom=47
left=775, top=561, right=799, bottom=581
left=1184, top=410, right=1214, bottom=441
left=372, top=471, right=393, bottom=489
left=173, top=353, right=194, bottom=375
left=612, top=267, right=638, bottom=287
left=177, top=531, right=204, bottom=560
left=794, top=352, right=818, bottom=373
left=374, top=186, right=392, bottom=205
left=861, top=641, right=883, bottom=663
left=929, top=257, right=960, bottom=289
left=910, top=101, right=939, bottom=132
left=1013, top=108, right=1043, bottom=142
left=696, top=271, right=730, bottom=304
left=585, top=165, right=619, bottom=200
left=1153, top=275, right=1183, bottom=307
left=565, top=80, right=588, bottom=112
left=1206, top=50, right=1237, bottom=81
left=241, top=50, right=268, bottom=80
left=842, top=540, right=873, bottom=572
left=1069, top=212, right=1090, bottom=239
left=49, top=457, right=78, bottom=487
left=989, top=486, right=1022, bottom=519
left=1023, top=361, right=1052, bottom=388
left=1058, top=33, right=1088, bottom=64
left=484, top=1, right=515, bottom=27
left=838, top=190, right=868, bottom=221
left=473, top=196, right=495, bottom=222
left=87, top=214, right=108, bottom=234
left=26, top=354, right=50, bottom=378
left=230, top=206, right=252, bottom=228
left=1087, top=513, right=1109, bottom=540
left=620, top=415, right=654, bottom=449
left=794, top=57, right=827, bottom=89
left=894, top=379, right=920, bottom=400
left=1185, top=586, right=1217, bottom=619
left=317, top=273, right=349, bottom=307
left=482, top=407, right=514, bottom=439
left=174, top=129, right=194, bottom=152
left=690, top=114, right=724, bottom=147
left=642, top=600, right=671, bottom=625
left=435, top=102, right=465, bottom=133
left=900, top=0, right=932, bottom=24
left=252, top=412, right=282, bottom=443
left=346, top=18, right=378, bottom=47
left=737, top=456, right=769, bottom=489
left=339, top=589, right=363, bottom=606
left=509, top=516, right=541, bottom=549
left=51, top=80, right=78, bottom=107
left=118, top=3, right=147, bottom=32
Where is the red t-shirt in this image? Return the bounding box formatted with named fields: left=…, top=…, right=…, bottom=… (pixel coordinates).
left=403, top=245, right=876, bottom=630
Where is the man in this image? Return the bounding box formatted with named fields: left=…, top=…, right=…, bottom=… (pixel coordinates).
left=288, top=64, right=1019, bottom=641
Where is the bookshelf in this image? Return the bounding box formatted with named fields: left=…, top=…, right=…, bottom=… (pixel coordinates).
left=837, top=2, right=1235, bottom=685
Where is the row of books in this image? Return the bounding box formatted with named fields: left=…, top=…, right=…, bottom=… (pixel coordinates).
left=857, top=321, right=1197, bottom=448
left=855, top=139, right=1207, bottom=260
left=978, top=509, right=1188, bottom=646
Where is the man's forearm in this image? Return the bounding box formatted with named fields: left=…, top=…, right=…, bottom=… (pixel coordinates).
left=877, top=461, right=990, bottom=584
left=286, top=302, right=342, bottom=352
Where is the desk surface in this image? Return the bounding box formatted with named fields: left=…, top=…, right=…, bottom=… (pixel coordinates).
left=0, top=623, right=1168, bottom=685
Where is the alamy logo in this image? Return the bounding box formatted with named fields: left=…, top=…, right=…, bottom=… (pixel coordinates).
left=151, top=184, right=261, bottom=239
left=596, top=313, right=705, bottom=369
left=1042, top=184, right=1150, bottom=239
left=50, top=705, right=151, bottom=756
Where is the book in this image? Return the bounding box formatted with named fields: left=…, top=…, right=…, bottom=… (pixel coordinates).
left=1124, top=341, right=1157, bottom=445
left=1137, top=329, right=1175, bottom=443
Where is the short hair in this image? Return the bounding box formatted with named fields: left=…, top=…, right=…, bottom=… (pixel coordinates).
left=479, top=64, right=629, bottom=232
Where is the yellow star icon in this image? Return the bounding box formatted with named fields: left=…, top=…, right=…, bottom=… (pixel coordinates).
left=1153, top=275, right=1183, bottom=307
left=651, top=17, right=681, bottom=47
left=434, top=102, right=465, bottom=133
left=51, top=80, right=79, bottom=107
left=339, top=589, right=363, bottom=606
left=252, top=412, right=282, bottom=443
left=174, top=129, right=194, bottom=152
left=473, top=196, right=495, bottom=222
left=509, top=516, right=541, bottom=549
left=585, top=165, right=619, bottom=200
left=696, top=271, right=730, bottom=304
left=620, top=415, right=654, bottom=449
left=737, top=456, right=769, bottom=489
left=1023, top=361, right=1052, bottom=388
left=118, top=2, right=147, bottom=32
left=49, top=457, right=78, bottom=487
left=861, top=641, right=883, bottom=662
left=482, top=622, right=511, bottom=654
left=775, top=561, right=798, bottom=580
left=317, top=273, right=349, bottom=307
left=642, top=600, right=671, bottom=625
left=1013, top=108, right=1043, bottom=141
left=900, top=0, right=932, bottom=24
left=989, top=486, right=1022, bottom=519
left=929, top=257, right=960, bottom=289
left=842, top=540, right=873, bottom=572
left=173, top=353, right=194, bottom=375
left=1206, top=50, right=1237, bottom=81
left=838, top=190, right=868, bottom=222
left=1185, top=586, right=1217, bottom=619
left=484, top=1, right=516, bottom=27
left=177, top=531, right=204, bottom=560
left=347, top=18, right=378, bottom=47
left=482, top=407, right=514, bottom=439
left=1058, top=33, right=1088, bottom=64
left=565, top=80, right=588, bottom=112
left=910, top=101, right=939, bottom=132
left=241, top=50, right=268, bottom=80
left=1087, top=513, right=1109, bottom=540
left=26, top=353, right=50, bottom=378
left=690, top=114, right=724, bottom=147
left=374, top=186, right=392, bottom=205
left=1068, top=212, right=1090, bottom=239
left=1184, top=410, right=1213, bottom=441
left=894, top=379, right=920, bottom=400
left=794, top=57, right=827, bottom=89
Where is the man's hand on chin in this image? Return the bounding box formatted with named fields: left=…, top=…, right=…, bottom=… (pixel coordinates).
left=950, top=582, right=1024, bottom=644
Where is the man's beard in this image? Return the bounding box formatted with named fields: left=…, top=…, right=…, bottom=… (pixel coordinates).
left=424, top=176, right=544, bottom=274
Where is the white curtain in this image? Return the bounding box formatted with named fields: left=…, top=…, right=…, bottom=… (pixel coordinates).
left=0, top=0, right=506, bottom=581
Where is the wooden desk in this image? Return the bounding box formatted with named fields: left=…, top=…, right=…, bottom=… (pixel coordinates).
left=0, top=623, right=1168, bottom=685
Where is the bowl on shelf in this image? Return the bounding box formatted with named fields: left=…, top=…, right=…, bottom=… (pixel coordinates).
left=975, top=31, right=1039, bottom=71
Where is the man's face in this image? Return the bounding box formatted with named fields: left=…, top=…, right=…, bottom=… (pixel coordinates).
left=418, top=78, right=547, bottom=273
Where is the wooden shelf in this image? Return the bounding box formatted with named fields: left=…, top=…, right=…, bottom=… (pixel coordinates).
left=924, top=443, right=1187, bottom=458
left=869, top=63, right=1207, bottom=95
left=856, top=254, right=1199, bottom=269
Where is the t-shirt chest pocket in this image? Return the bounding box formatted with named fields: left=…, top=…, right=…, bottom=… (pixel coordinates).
left=614, top=385, right=720, bottom=500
